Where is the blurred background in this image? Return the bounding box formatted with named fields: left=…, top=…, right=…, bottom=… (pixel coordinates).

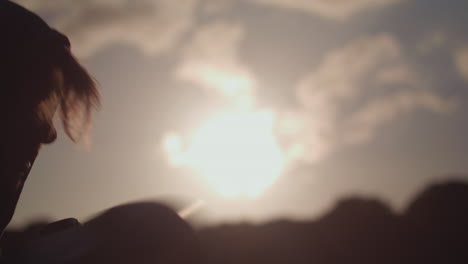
left=10, top=0, right=468, bottom=228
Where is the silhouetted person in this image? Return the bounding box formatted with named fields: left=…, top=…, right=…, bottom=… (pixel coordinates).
left=0, top=0, right=99, bottom=234
left=0, top=1, right=200, bottom=263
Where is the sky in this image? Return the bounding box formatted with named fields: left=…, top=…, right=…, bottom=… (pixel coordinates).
left=10, top=0, right=468, bottom=228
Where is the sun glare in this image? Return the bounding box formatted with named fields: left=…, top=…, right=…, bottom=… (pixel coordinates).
left=163, top=110, right=285, bottom=198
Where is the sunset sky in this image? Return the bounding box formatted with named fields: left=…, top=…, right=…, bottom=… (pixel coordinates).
left=10, top=0, right=468, bottom=227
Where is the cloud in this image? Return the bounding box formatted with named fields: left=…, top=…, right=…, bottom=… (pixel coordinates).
left=247, top=0, right=405, bottom=20
left=200, top=0, right=234, bottom=15
left=15, top=0, right=78, bottom=11
left=297, top=34, right=404, bottom=108
left=15, top=0, right=198, bottom=58
left=275, top=109, right=336, bottom=164
left=175, top=21, right=256, bottom=108
left=344, top=91, right=457, bottom=144
left=454, top=46, right=468, bottom=82
left=278, top=33, right=456, bottom=163
left=416, top=30, right=446, bottom=54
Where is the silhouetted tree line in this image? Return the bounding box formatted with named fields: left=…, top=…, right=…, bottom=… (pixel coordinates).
left=198, top=180, right=468, bottom=264
left=2, top=179, right=468, bottom=264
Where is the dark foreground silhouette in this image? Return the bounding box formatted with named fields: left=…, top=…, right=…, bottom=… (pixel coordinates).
left=197, top=180, right=468, bottom=264
left=3, top=180, right=468, bottom=264
left=1, top=202, right=201, bottom=264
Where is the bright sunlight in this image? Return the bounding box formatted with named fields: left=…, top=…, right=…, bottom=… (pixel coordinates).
left=163, top=109, right=285, bottom=198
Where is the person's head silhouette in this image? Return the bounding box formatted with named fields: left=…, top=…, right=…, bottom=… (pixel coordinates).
left=0, top=0, right=100, bottom=233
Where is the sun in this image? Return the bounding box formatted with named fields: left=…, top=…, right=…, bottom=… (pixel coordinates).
left=163, top=110, right=285, bottom=198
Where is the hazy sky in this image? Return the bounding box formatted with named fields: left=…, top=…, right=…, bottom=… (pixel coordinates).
left=10, top=0, right=468, bottom=227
